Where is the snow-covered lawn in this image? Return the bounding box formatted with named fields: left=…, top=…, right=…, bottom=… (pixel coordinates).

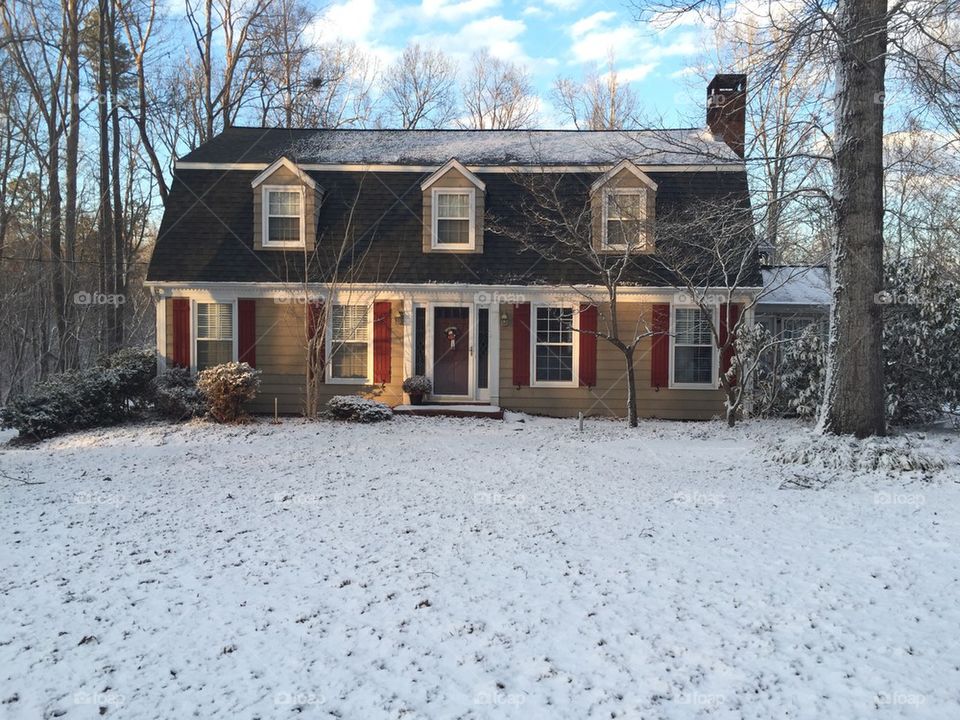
left=2, top=416, right=959, bottom=719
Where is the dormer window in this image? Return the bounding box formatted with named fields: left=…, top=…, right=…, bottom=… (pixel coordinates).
left=604, top=190, right=646, bottom=249
left=433, top=189, right=474, bottom=249
left=263, top=186, right=304, bottom=248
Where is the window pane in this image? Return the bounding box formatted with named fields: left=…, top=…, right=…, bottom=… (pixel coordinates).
left=197, top=303, right=232, bottom=340
left=536, top=307, right=573, bottom=343
left=269, top=216, right=300, bottom=243
left=607, top=192, right=643, bottom=220
left=332, top=342, right=367, bottom=379
left=437, top=218, right=469, bottom=244
left=606, top=219, right=643, bottom=247
left=675, top=308, right=712, bottom=345
left=331, top=305, right=368, bottom=342
left=674, top=346, right=713, bottom=385
left=269, top=191, right=300, bottom=216
left=436, top=192, right=470, bottom=219
left=197, top=339, right=232, bottom=371
left=535, top=345, right=573, bottom=382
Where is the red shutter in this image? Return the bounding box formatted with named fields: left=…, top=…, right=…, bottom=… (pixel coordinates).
left=237, top=299, right=256, bottom=368
left=307, top=300, right=326, bottom=382
left=720, top=303, right=743, bottom=384
left=651, top=303, right=670, bottom=389
left=579, top=303, right=597, bottom=387
left=373, top=300, right=392, bottom=384
left=512, top=303, right=531, bottom=387
left=171, top=298, right=190, bottom=369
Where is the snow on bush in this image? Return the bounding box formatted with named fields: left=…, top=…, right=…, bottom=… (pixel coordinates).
left=326, top=395, right=393, bottom=423
left=196, top=362, right=261, bottom=423
left=0, top=347, right=157, bottom=439
left=401, top=375, right=432, bottom=395
left=780, top=326, right=826, bottom=418
left=150, top=368, right=207, bottom=421
left=882, top=261, right=960, bottom=424
left=770, top=432, right=946, bottom=475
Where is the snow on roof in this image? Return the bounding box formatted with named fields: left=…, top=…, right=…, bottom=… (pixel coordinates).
left=761, top=266, right=831, bottom=306
left=287, top=128, right=741, bottom=166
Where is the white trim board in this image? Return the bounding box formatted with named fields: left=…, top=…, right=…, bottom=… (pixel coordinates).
left=175, top=161, right=745, bottom=173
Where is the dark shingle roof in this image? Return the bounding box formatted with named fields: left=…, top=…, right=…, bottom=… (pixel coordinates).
left=147, top=166, right=760, bottom=287
left=177, top=127, right=742, bottom=167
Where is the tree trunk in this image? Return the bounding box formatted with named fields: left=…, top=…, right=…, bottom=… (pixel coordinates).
left=109, top=0, right=125, bottom=349
left=818, top=0, right=887, bottom=438
left=624, top=349, right=638, bottom=427
left=98, top=0, right=115, bottom=353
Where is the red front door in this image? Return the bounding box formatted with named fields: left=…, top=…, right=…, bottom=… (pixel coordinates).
left=433, top=307, right=470, bottom=396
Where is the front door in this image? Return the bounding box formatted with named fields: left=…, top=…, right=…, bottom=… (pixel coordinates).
left=433, top=306, right=470, bottom=396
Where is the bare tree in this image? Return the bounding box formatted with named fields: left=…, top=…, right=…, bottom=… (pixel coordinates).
left=460, top=49, right=537, bottom=129
left=552, top=56, right=640, bottom=130
left=380, top=43, right=457, bottom=129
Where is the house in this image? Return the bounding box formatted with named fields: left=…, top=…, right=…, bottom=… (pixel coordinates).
left=145, top=74, right=762, bottom=419
left=755, top=265, right=831, bottom=342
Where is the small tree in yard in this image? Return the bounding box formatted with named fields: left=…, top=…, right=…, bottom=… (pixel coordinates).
left=489, top=172, right=658, bottom=427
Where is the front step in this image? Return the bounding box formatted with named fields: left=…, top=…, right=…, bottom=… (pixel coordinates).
left=393, top=404, right=504, bottom=419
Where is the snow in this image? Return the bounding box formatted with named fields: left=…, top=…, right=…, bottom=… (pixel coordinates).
left=2, top=416, right=960, bottom=719
left=760, top=266, right=831, bottom=306
left=289, top=128, right=741, bottom=167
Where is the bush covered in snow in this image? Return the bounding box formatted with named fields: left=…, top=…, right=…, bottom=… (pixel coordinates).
left=326, top=395, right=393, bottom=422
left=0, top=347, right=157, bottom=439
left=196, top=362, right=261, bottom=423
left=401, top=375, right=432, bottom=395
left=882, top=262, right=960, bottom=424
left=150, top=368, right=207, bottom=420
left=779, top=326, right=827, bottom=419
left=96, top=347, right=157, bottom=408
left=770, top=431, right=946, bottom=475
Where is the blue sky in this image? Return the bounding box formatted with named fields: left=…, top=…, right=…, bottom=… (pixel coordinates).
left=314, top=0, right=717, bottom=128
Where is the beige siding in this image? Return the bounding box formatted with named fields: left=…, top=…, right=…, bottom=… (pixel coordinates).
left=498, top=302, right=725, bottom=420
left=253, top=164, right=320, bottom=252
left=590, top=167, right=655, bottom=253
left=248, top=298, right=406, bottom=414
left=422, top=168, right=485, bottom=254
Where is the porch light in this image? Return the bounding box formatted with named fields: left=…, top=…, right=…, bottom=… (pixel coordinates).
left=500, top=311, right=510, bottom=327
left=395, top=308, right=406, bottom=326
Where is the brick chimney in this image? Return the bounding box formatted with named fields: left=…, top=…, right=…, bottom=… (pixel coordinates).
left=706, top=74, right=747, bottom=158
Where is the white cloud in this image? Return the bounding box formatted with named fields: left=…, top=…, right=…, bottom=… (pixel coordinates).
left=618, top=63, right=657, bottom=83
left=570, top=11, right=617, bottom=37
left=317, top=0, right=378, bottom=45
left=420, top=0, right=501, bottom=22
left=544, top=0, right=582, bottom=9
left=413, top=15, right=528, bottom=65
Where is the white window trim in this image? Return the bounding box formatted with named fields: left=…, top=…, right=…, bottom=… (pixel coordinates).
left=431, top=187, right=476, bottom=250
left=530, top=303, right=580, bottom=388
left=602, top=187, right=647, bottom=251
left=669, top=304, right=719, bottom=390
left=325, top=303, right=374, bottom=385
left=262, top=185, right=306, bottom=249
left=191, top=299, right=238, bottom=374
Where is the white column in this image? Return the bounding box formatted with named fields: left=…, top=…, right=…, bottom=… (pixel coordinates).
left=155, top=290, right=167, bottom=373
left=489, top=302, right=500, bottom=407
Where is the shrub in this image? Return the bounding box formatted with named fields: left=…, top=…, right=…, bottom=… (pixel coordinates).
left=196, top=362, right=261, bottom=423
left=1, top=368, right=130, bottom=439
left=402, top=375, right=432, bottom=395
left=97, top=347, right=157, bottom=408
left=150, top=368, right=207, bottom=420
left=327, top=395, right=393, bottom=423
left=780, top=326, right=827, bottom=418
